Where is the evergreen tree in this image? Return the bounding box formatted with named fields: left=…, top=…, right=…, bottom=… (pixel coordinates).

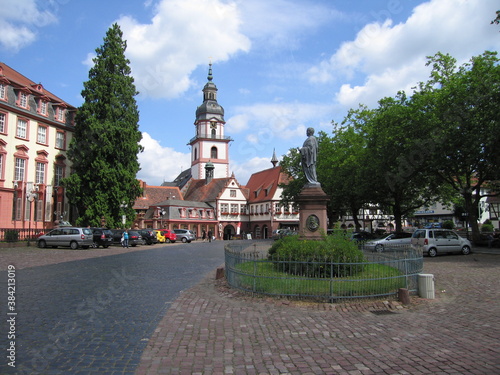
left=63, top=23, right=143, bottom=228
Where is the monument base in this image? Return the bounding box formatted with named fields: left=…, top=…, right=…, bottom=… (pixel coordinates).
left=296, top=183, right=330, bottom=240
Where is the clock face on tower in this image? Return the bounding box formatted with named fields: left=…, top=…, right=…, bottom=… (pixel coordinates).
left=210, top=121, right=217, bottom=129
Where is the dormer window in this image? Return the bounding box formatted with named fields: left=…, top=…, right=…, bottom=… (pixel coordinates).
left=37, top=99, right=48, bottom=116
left=18, top=91, right=29, bottom=108
left=0, top=83, right=6, bottom=100
left=56, top=107, right=65, bottom=122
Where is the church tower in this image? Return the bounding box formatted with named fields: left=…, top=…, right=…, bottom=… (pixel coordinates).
left=189, top=64, right=232, bottom=179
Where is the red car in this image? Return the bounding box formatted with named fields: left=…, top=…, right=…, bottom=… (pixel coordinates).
left=161, top=229, right=177, bottom=243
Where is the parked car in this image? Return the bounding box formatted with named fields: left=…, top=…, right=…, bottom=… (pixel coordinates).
left=364, top=232, right=413, bottom=252
left=350, top=231, right=377, bottom=243
left=173, top=229, right=196, bottom=243
left=138, top=229, right=158, bottom=245
left=411, top=229, right=472, bottom=257
left=37, top=227, right=93, bottom=249
left=110, top=230, right=145, bottom=247
left=90, top=228, right=113, bottom=248
left=159, top=229, right=177, bottom=243
left=155, top=230, right=166, bottom=243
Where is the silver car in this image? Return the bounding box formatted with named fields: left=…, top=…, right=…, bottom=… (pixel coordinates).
left=411, top=229, right=471, bottom=257
left=37, top=227, right=93, bottom=249
left=173, top=229, right=196, bottom=243
left=364, top=232, right=413, bottom=252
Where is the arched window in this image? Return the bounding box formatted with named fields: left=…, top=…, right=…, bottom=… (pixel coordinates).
left=211, top=146, right=217, bottom=159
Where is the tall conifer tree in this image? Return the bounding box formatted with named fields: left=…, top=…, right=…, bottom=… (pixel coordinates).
left=64, top=23, right=143, bottom=228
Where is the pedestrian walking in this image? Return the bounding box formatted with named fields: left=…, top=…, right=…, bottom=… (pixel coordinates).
left=208, top=230, right=212, bottom=243
left=202, top=230, right=206, bottom=242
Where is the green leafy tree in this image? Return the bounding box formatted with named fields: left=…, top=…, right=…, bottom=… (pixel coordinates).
left=420, top=51, right=500, bottom=242
left=363, top=92, right=446, bottom=232
left=63, top=23, right=143, bottom=228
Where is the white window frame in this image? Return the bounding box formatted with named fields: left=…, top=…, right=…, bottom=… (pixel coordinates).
left=37, top=125, right=47, bottom=144
left=36, top=162, right=46, bottom=185
left=14, top=158, right=25, bottom=181
left=16, top=118, right=28, bottom=139
left=56, top=131, right=65, bottom=149
left=0, top=112, right=5, bottom=133
left=19, top=92, right=28, bottom=108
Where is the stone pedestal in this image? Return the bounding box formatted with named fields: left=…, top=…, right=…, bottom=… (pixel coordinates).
left=296, top=183, right=330, bottom=240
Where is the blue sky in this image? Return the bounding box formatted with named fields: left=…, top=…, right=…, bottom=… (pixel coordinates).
left=1, top=0, right=499, bottom=186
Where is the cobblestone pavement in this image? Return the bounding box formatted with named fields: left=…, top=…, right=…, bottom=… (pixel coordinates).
left=0, top=242, right=225, bottom=374
left=136, top=250, right=500, bottom=375
left=1, top=243, right=499, bottom=374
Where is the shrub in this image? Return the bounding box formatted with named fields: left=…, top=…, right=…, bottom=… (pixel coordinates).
left=442, top=220, right=455, bottom=229
left=268, top=232, right=365, bottom=278
left=481, top=222, right=494, bottom=232
left=5, top=230, right=19, bottom=242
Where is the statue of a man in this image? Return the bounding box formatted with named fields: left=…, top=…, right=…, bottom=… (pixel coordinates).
left=300, top=127, right=318, bottom=185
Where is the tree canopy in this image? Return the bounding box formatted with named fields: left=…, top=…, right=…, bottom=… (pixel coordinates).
left=280, top=51, right=500, bottom=241
left=63, top=23, right=143, bottom=228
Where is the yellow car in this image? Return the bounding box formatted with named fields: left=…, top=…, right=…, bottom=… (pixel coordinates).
left=155, top=230, right=166, bottom=243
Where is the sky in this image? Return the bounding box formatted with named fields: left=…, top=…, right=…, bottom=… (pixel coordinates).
left=1, top=0, right=499, bottom=186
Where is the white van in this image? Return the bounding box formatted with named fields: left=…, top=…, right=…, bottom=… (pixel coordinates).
left=411, top=229, right=472, bottom=257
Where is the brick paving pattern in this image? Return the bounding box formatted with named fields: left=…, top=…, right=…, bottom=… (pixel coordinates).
left=136, top=252, right=500, bottom=375
left=1, top=244, right=499, bottom=374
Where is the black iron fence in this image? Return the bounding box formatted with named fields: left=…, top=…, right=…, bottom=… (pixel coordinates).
left=225, top=242, right=423, bottom=302
left=0, top=228, right=45, bottom=242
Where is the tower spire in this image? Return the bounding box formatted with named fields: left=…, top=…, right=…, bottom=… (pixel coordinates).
left=207, top=62, right=213, bottom=82
left=271, top=148, right=278, bottom=167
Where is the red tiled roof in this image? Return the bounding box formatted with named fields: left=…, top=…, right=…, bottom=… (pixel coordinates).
left=245, top=166, right=290, bottom=203
left=183, top=178, right=232, bottom=202
left=133, top=185, right=182, bottom=209
left=0, top=62, right=75, bottom=108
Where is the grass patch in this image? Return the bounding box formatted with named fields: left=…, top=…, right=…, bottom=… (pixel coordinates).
left=233, top=260, right=406, bottom=298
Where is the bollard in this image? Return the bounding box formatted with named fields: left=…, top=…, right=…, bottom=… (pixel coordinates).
left=215, top=267, right=225, bottom=280
left=398, top=288, right=411, bottom=305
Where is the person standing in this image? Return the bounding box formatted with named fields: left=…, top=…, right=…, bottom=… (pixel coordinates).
left=208, top=229, right=213, bottom=243
left=122, top=229, right=129, bottom=248
left=202, top=230, right=206, bottom=242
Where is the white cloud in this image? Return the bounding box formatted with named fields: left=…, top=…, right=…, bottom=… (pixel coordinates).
left=137, top=132, right=191, bottom=185
left=237, top=0, right=338, bottom=50
left=226, top=102, right=333, bottom=142
left=0, top=0, right=57, bottom=51
left=230, top=156, right=276, bottom=186
left=308, top=0, right=500, bottom=109
left=117, top=0, right=251, bottom=99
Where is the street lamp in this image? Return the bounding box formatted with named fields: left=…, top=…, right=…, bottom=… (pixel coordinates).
left=26, top=185, right=38, bottom=246
left=157, top=207, right=166, bottom=228
left=120, top=201, right=128, bottom=227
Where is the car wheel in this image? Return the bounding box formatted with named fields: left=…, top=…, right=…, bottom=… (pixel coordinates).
left=182, top=237, right=188, bottom=243
left=461, top=245, right=471, bottom=255
left=375, top=244, right=384, bottom=252
left=70, top=241, right=79, bottom=250
left=38, top=240, right=46, bottom=248
left=166, top=238, right=171, bottom=243
left=92, top=242, right=98, bottom=248
left=428, top=248, right=438, bottom=257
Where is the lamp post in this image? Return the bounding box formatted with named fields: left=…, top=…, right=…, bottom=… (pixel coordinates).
left=26, top=185, right=38, bottom=246
left=120, top=201, right=128, bottom=228
left=157, top=207, right=166, bottom=228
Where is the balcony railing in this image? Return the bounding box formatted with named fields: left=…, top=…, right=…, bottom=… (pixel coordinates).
left=189, top=134, right=233, bottom=143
